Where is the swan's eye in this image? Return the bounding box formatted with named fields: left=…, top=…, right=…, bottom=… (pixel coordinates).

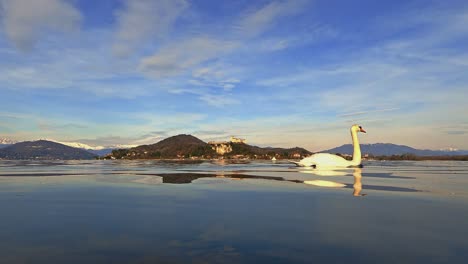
left=359, top=126, right=362, bottom=129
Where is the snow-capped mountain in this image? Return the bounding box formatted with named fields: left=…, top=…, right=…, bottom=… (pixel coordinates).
left=0, top=138, right=18, bottom=145
left=440, top=147, right=459, bottom=152
left=52, top=141, right=107, bottom=150
left=0, top=138, right=18, bottom=149
left=108, top=144, right=139, bottom=149
left=43, top=140, right=137, bottom=156
left=46, top=140, right=136, bottom=150
left=1, top=137, right=138, bottom=155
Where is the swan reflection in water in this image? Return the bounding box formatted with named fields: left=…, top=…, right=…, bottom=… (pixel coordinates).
left=149, top=167, right=367, bottom=196
left=125, top=166, right=365, bottom=195
left=352, top=168, right=366, bottom=196
left=303, top=168, right=366, bottom=197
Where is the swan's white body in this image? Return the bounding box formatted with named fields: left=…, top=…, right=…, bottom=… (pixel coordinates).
left=293, top=124, right=366, bottom=168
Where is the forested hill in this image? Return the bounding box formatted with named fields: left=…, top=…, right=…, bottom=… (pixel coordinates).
left=111, top=134, right=216, bottom=159
left=108, top=134, right=311, bottom=159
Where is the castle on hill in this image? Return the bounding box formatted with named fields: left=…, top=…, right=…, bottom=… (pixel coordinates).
left=208, top=136, right=246, bottom=155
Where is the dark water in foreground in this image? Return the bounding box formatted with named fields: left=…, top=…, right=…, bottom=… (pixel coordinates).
left=0, top=160, right=467, bottom=263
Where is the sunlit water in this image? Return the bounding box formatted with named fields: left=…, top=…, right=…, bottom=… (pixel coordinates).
left=1, top=160, right=467, bottom=263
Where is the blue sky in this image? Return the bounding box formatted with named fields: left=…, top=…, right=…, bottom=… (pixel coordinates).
left=0, top=0, right=467, bottom=151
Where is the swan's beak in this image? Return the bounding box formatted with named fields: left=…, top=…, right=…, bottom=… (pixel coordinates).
left=360, top=128, right=366, bottom=133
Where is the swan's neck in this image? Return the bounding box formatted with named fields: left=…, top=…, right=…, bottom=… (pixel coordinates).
left=351, top=129, right=361, bottom=165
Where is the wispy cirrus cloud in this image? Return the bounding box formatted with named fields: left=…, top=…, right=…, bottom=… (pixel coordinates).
left=337, top=108, right=400, bottom=118
left=37, top=121, right=88, bottom=132
left=438, top=123, right=468, bottom=136
left=250, top=24, right=337, bottom=53
left=112, top=0, right=188, bottom=57
left=235, top=0, right=310, bottom=38
left=199, top=94, right=240, bottom=108
left=371, top=4, right=468, bottom=48
left=139, top=37, right=237, bottom=78
left=0, top=111, right=34, bottom=120
left=190, top=64, right=242, bottom=93
left=447, top=131, right=467, bottom=135
left=0, top=0, right=81, bottom=50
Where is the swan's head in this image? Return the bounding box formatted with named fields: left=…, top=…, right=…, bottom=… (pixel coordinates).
left=351, top=124, right=366, bottom=133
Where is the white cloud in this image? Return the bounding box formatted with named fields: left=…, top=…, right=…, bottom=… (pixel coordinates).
left=222, top=83, right=235, bottom=91
left=37, top=120, right=88, bottom=132
left=0, top=0, right=81, bottom=50
left=0, top=111, right=35, bottom=120
left=190, top=65, right=241, bottom=92
left=249, top=24, right=338, bottom=53
left=79, top=81, right=152, bottom=99
left=139, top=37, right=237, bottom=78
left=199, top=94, right=240, bottom=108
left=235, top=0, right=310, bottom=38
left=255, top=52, right=466, bottom=113
left=337, top=108, right=400, bottom=118
left=373, top=6, right=468, bottom=48
left=113, top=0, right=188, bottom=56
left=0, top=28, right=159, bottom=98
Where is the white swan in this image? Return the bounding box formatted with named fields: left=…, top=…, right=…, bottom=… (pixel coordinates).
left=293, top=124, right=366, bottom=168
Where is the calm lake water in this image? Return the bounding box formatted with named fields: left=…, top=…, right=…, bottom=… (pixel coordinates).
left=1, top=160, right=467, bottom=263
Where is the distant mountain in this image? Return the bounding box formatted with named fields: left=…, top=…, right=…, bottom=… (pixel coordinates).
left=87, top=148, right=115, bottom=156
left=0, top=140, right=96, bottom=160
left=0, top=138, right=136, bottom=157
left=323, top=143, right=468, bottom=156
left=107, top=134, right=312, bottom=159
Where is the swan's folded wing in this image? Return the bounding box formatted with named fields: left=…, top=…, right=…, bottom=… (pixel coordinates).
left=289, top=160, right=316, bottom=167
left=288, top=160, right=302, bottom=166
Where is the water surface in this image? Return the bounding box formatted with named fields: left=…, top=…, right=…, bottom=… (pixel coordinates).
left=1, top=160, right=467, bottom=263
